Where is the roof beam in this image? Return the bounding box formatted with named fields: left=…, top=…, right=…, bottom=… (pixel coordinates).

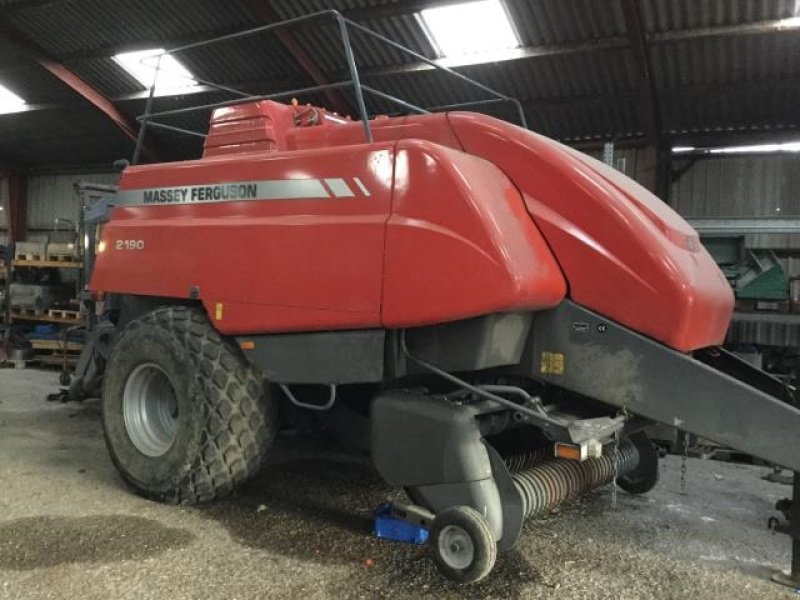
left=42, top=15, right=800, bottom=66
left=621, top=0, right=661, bottom=143
left=239, top=0, right=352, bottom=116
left=570, top=124, right=800, bottom=151
left=48, top=25, right=249, bottom=63
left=0, top=13, right=157, bottom=160
left=6, top=77, right=800, bottom=121
left=359, top=37, right=629, bottom=78
left=651, top=19, right=800, bottom=43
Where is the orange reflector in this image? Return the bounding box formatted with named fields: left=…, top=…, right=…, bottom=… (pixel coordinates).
left=239, top=340, right=255, bottom=350
left=554, top=443, right=583, bottom=461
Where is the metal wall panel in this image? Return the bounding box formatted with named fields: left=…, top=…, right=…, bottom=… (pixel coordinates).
left=26, top=173, right=119, bottom=231
left=585, top=146, right=649, bottom=187
left=671, top=155, right=800, bottom=217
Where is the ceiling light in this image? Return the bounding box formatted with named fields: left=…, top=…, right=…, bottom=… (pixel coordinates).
left=420, top=0, right=519, bottom=65
left=777, top=16, right=800, bottom=29
left=709, top=141, right=800, bottom=154
left=113, top=48, right=197, bottom=96
left=0, top=83, right=27, bottom=114
left=671, top=146, right=696, bottom=153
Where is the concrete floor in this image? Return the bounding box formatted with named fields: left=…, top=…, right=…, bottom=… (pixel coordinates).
left=0, top=368, right=797, bottom=600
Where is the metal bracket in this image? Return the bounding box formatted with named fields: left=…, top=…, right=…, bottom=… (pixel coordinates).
left=279, top=383, right=337, bottom=411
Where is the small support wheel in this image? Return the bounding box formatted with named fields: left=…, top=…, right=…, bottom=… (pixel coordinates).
left=617, top=431, right=659, bottom=495
left=429, top=506, right=497, bottom=584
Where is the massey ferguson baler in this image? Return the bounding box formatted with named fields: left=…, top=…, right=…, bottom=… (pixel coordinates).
left=71, top=99, right=800, bottom=583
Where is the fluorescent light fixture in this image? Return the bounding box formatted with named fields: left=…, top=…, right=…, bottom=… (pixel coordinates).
left=420, top=0, right=519, bottom=64
left=0, top=83, right=26, bottom=114
left=672, top=146, right=696, bottom=153
left=113, top=48, right=197, bottom=96
left=709, top=141, right=800, bottom=154
left=777, top=16, right=800, bottom=29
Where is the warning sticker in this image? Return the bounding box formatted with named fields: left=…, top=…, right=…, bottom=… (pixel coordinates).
left=540, top=351, right=565, bottom=375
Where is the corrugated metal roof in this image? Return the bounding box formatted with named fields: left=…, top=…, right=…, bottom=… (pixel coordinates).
left=652, top=32, right=800, bottom=88
left=7, top=0, right=257, bottom=57
left=0, top=105, right=135, bottom=165
left=0, top=0, right=798, bottom=166
left=507, top=0, right=626, bottom=46
left=644, top=0, right=797, bottom=32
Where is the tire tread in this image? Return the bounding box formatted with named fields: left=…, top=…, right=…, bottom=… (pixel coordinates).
left=112, top=305, right=276, bottom=504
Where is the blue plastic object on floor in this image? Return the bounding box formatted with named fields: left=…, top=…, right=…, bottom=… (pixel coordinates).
left=373, top=503, right=429, bottom=545
left=33, top=324, right=58, bottom=335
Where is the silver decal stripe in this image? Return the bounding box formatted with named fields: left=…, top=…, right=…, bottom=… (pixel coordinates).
left=353, top=177, right=371, bottom=197
left=258, top=179, right=329, bottom=199
left=115, top=179, right=333, bottom=206
left=324, top=178, right=355, bottom=198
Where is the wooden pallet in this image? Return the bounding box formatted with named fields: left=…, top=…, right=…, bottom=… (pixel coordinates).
left=45, top=254, right=80, bottom=263
left=14, top=253, right=43, bottom=261
left=10, top=313, right=83, bottom=326
left=30, top=339, right=83, bottom=352
left=1, top=358, right=36, bottom=370
left=47, top=309, right=81, bottom=321
left=12, top=259, right=82, bottom=269
left=37, top=355, right=78, bottom=368
left=10, top=305, right=46, bottom=318
left=32, top=346, right=81, bottom=358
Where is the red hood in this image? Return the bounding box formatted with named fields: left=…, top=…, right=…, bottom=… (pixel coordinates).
left=447, top=112, right=734, bottom=352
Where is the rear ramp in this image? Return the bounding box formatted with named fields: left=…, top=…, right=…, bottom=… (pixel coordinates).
left=527, top=301, right=800, bottom=472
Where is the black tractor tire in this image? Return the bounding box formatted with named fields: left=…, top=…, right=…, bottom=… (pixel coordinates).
left=430, top=505, right=497, bottom=584
left=102, top=305, right=276, bottom=504
left=617, top=431, right=660, bottom=495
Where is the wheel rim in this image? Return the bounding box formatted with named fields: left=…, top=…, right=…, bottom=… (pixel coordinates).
left=123, top=363, right=179, bottom=457
left=437, top=524, right=475, bottom=570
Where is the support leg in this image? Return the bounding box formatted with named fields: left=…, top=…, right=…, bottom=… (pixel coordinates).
left=772, top=472, right=800, bottom=588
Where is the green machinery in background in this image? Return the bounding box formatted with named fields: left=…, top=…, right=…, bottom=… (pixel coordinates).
left=689, top=218, right=800, bottom=377
left=704, top=236, right=790, bottom=301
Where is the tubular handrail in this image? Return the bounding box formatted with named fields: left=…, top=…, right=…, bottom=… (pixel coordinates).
left=132, top=9, right=526, bottom=164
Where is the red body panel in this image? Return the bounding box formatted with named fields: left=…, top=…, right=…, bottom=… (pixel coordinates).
left=92, top=101, right=733, bottom=351
left=93, top=145, right=395, bottom=333
left=446, top=113, right=733, bottom=352
left=93, top=106, right=566, bottom=333
left=383, top=140, right=566, bottom=326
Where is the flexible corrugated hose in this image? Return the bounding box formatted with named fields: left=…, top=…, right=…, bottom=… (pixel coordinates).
left=512, top=440, right=639, bottom=520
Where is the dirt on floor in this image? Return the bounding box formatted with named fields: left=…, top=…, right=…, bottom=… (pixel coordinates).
left=0, top=368, right=796, bottom=599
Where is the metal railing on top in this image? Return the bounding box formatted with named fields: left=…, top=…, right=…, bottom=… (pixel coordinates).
left=131, top=9, right=527, bottom=164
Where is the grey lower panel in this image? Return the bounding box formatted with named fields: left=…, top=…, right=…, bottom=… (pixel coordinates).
left=525, top=301, right=800, bottom=472
left=371, top=392, right=492, bottom=486
left=239, top=329, right=385, bottom=384
left=239, top=313, right=533, bottom=384
left=371, top=392, right=504, bottom=542
left=401, top=313, right=533, bottom=376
